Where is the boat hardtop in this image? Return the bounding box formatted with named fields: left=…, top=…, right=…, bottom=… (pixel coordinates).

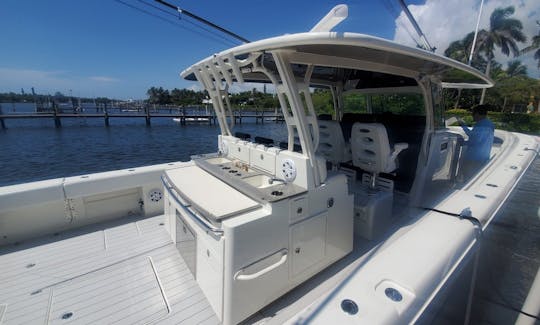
left=1, top=4, right=538, bottom=325
left=182, top=31, right=494, bottom=89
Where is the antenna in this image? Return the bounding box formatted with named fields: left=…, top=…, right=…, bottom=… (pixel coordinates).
left=397, top=0, right=435, bottom=52
left=310, top=4, right=348, bottom=32
left=154, top=0, right=249, bottom=43
left=468, top=0, right=484, bottom=65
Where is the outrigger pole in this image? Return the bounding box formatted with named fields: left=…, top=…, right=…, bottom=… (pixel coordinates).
left=468, top=0, right=485, bottom=65
left=397, top=0, right=435, bottom=52
left=154, top=0, right=250, bottom=43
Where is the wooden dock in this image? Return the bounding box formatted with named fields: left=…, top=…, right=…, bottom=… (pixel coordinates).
left=0, top=108, right=283, bottom=128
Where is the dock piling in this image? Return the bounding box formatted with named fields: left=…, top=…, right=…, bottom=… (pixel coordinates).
left=53, top=107, right=62, bottom=128
left=104, top=106, right=110, bottom=127
left=0, top=105, right=5, bottom=129
left=145, top=106, right=151, bottom=126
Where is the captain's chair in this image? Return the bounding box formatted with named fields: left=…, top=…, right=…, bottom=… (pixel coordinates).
left=351, top=123, right=408, bottom=187
left=317, top=120, right=351, bottom=169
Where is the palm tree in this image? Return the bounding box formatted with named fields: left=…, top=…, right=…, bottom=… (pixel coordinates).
left=521, top=21, right=540, bottom=69
left=505, top=60, right=527, bottom=78
left=444, top=33, right=488, bottom=107
left=445, top=36, right=470, bottom=108
left=472, top=6, right=526, bottom=103
left=444, top=32, right=487, bottom=68
left=445, top=36, right=471, bottom=63
left=493, top=60, right=527, bottom=111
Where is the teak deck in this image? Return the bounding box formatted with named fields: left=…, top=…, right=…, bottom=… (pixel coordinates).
left=0, top=215, right=219, bottom=325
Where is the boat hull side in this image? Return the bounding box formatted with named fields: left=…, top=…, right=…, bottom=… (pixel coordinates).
left=0, top=161, right=191, bottom=246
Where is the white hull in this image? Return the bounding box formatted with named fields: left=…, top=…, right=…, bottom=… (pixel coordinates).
left=2, top=7, right=539, bottom=324
left=1, top=129, right=537, bottom=324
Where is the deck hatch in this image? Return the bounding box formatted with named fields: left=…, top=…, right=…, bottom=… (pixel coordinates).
left=47, top=256, right=168, bottom=324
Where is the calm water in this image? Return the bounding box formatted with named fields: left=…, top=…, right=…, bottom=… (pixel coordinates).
left=1, top=103, right=539, bottom=323
left=0, top=103, right=287, bottom=186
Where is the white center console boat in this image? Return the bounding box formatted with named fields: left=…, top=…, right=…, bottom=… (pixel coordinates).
left=1, top=5, right=538, bottom=325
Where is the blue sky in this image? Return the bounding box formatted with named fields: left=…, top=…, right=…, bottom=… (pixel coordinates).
left=0, top=0, right=538, bottom=99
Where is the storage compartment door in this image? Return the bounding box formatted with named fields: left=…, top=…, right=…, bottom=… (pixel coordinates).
left=176, top=210, right=196, bottom=276
left=290, top=212, right=327, bottom=277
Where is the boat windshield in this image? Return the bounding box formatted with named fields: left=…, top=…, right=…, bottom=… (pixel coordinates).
left=340, top=92, right=425, bottom=116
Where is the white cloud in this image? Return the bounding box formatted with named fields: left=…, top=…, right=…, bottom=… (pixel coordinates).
left=188, top=84, right=203, bottom=92
left=0, top=67, right=123, bottom=97
left=89, top=76, right=119, bottom=83
left=0, top=68, right=71, bottom=91
left=393, top=0, right=540, bottom=78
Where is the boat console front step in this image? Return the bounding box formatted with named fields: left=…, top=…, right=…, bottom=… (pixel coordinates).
left=0, top=215, right=219, bottom=325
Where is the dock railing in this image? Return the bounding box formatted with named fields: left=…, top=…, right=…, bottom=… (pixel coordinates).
left=0, top=106, right=283, bottom=128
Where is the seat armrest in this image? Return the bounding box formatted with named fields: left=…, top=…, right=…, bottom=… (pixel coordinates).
left=385, top=143, right=409, bottom=173
left=393, top=143, right=409, bottom=155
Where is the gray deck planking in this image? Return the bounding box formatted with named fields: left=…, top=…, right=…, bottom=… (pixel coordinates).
left=0, top=215, right=219, bottom=325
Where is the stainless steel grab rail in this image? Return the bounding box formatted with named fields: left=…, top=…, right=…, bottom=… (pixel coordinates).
left=161, top=175, right=224, bottom=238
left=234, top=248, right=288, bottom=281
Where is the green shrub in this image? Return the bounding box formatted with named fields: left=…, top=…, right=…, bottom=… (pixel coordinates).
left=445, top=109, right=540, bottom=134
left=446, top=108, right=469, bottom=116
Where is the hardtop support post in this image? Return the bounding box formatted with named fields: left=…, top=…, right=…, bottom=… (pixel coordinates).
left=272, top=51, right=321, bottom=187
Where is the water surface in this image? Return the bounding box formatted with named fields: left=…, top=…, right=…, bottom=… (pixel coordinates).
left=0, top=103, right=286, bottom=185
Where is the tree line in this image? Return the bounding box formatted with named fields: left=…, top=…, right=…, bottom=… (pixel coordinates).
left=148, top=6, right=540, bottom=113
left=3, top=6, right=538, bottom=114
left=443, top=6, right=540, bottom=111
left=146, top=86, right=279, bottom=109
left=0, top=91, right=114, bottom=105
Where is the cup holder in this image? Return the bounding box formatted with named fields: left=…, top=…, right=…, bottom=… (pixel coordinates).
left=271, top=190, right=283, bottom=196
